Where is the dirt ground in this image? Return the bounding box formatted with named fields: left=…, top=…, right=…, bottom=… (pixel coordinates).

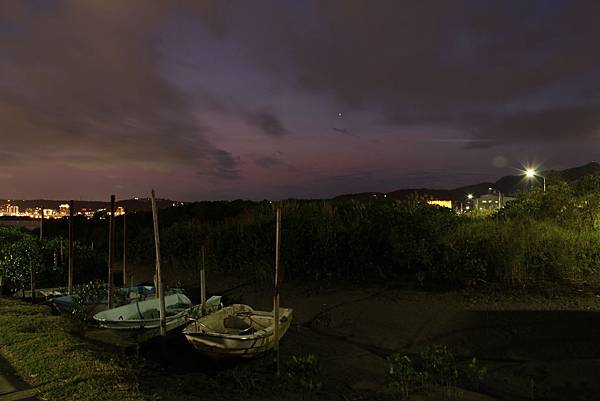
left=118, top=264, right=600, bottom=400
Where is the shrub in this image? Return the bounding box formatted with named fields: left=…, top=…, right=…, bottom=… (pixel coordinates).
left=286, top=354, right=322, bottom=400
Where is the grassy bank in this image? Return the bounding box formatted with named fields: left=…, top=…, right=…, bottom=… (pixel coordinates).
left=0, top=297, right=145, bottom=401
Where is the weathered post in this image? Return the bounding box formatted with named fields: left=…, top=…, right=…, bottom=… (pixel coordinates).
left=200, top=245, right=206, bottom=315
left=32, top=208, right=43, bottom=303
left=151, top=190, right=167, bottom=336
left=68, top=200, right=74, bottom=295
left=39, top=208, right=43, bottom=240
left=122, top=207, right=128, bottom=288
left=30, top=261, right=36, bottom=304
left=107, top=195, right=115, bottom=309
left=273, top=207, right=282, bottom=375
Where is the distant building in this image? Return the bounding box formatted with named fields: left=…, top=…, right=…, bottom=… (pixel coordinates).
left=472, top=193, right=515, bottom=211
left=44, top=209, right=57, bottom=218
left=81, top=208, right=95, bottom=218
left=7, top=205, right=19, bottom=216
left=426, top=199, right=453, bottom=209
left=59, top=203, right=70, bottom=216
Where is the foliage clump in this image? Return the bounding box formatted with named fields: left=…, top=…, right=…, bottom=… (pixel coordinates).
left=387, top=345, right=487, bottom=399
left=286, top=354, right=322, bottom=400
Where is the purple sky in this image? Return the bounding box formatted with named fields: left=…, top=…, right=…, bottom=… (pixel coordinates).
left=1, top=1, right=599, bottom=200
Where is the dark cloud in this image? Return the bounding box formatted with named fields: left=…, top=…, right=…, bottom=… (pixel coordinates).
left=255, top=155, right=282, bottom=169
left=0, top=1, right=239, bottom=178
left=208, top=149, right=240, bottom=179
left=468, top=107, right=600, bottom=144
left=1, top=1, right=599, bottom=199
left=243, top=111, right=288, bottom=137
left=332, top=127, right=352, bottom=136
left=193, top=0, right=600, bottom=146
left=253, top=153, right=295, bottom=172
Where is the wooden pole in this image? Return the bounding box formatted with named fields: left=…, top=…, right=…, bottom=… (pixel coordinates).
left=39, top=209, right=43, bottom=240
left=273, top=207, right=282, bottom=375
left=122, top=207, right=128, bottom=288
left=200, top=245, right=206, bottom=315
left=151, top=190, right=167, bottom=337
left=30, top=261, right=36, bottom=304
left=68, top=200, right=74, bottom=295
left=32, top=209, right=42, bottom=303
left=107, top=195, right=115, bottom=309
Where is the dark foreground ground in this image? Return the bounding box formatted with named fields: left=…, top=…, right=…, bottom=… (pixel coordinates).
left=4, top=273, right=600, bottom=401
left=122, top=273, right=600, bottom=401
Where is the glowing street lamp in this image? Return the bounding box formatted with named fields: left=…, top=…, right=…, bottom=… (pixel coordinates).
left=466, top=193, right=478, bottom=210
left=524, top=168, right=546, bottom=192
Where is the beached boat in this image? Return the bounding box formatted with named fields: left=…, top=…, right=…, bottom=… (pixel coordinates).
left=183, top=304, right=293, bottom=358
left=46, top=286, right=182, bottom=315
left=93, top=294, right=222, bottom=330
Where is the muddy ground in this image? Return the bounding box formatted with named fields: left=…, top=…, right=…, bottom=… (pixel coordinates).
left=114, top=266, right=600, bottom=401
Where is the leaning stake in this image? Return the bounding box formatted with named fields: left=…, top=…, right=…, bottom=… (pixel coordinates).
left=107, top=195, right=115, bottom=309
left=200, top=245, right=206, bottom=315
left=151, top=190, right=167, bottom=336
left=68, top=200, right=74, bottom=294
left=273, top=207, right=282, bottom=375
left=123, top=207, right=128, bottom=288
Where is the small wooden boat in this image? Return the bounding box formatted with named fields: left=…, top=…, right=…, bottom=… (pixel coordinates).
left=93, top=294, right=222, bottom=330
left=183, top=304, right=293, bottom=358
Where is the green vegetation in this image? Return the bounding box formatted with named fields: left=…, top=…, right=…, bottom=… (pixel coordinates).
left=0, top=297, right=144, bottom=401
left=387, top=345, right=487, bottom=399
left=3, top=175, right=600, bottom=290
left=285, top=354, right=322, bottom=400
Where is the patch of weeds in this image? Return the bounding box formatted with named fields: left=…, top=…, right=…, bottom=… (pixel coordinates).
left=463, top=357, right=487, bottom=391
left=285, top=354, right=322, bottom=401
left=386, top=345, right=488, bottom=400
left=420, top=344, right=459, bottom=387
left=214, top=359, right=273, bottom=395
left=387, top=354, right=424, bottom=399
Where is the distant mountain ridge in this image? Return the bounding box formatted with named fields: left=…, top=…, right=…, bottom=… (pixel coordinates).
left=2, top=162, right=599, bottom=207
left=337, top=162, right=600, bottom=202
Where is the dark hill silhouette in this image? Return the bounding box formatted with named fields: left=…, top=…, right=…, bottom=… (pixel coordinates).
left=336, top=162, right=600, bottom=202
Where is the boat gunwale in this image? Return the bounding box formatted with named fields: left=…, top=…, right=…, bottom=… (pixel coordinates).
left=94, top=308, right=189, bottom=325
left=182, top=306, right=293, bottom=341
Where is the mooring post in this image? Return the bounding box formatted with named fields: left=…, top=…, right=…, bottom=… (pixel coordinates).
left=151, top=190, right=167, bottom=336
left=68, top=200, right=74, bottom=295
left=122, top=207, right=128, bottom=288
left=107, top=195, right=115, bottom=309
left=30, top=261, right=36, bottom=304
left=32, top=208, right=42, bottom=303
left=274, top=207, right=282, bottom=375
left=39, top=208, right=43, bottom=240
left=200, top=245, right=206, bottom=315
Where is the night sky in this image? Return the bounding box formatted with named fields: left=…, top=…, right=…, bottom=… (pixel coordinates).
left=1, top=1, right=599, bottom=201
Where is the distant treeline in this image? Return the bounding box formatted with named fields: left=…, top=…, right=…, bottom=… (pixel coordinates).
left=2, top=175, right=600, bottom=293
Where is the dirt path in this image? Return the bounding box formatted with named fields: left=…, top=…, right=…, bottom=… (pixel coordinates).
left=0, top=355, right=38, bottom=401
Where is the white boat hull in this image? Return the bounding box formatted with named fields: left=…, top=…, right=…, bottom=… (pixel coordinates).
left=183, top=304, right=293, bottom=358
